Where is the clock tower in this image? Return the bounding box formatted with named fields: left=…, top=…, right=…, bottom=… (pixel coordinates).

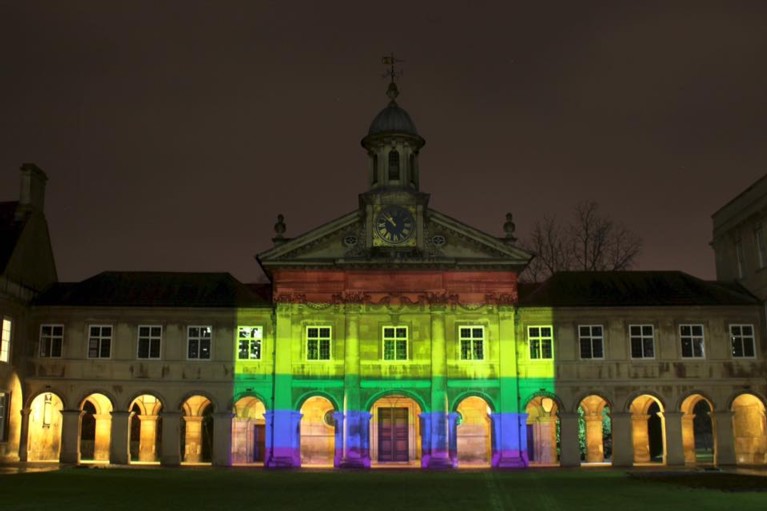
left=360, top=79, right=428, bottom=251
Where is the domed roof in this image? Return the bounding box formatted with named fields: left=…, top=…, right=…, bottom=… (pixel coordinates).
left=367, top=101, right=420, bottom=136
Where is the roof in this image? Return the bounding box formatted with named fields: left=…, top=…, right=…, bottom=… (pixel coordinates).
left=519, top=271, right=760, bottom=307
left=33, top=271, right=272, bottom=308
left=367, top=101, right=420, bottom=136
left=0, top=201, right=22, bottom=274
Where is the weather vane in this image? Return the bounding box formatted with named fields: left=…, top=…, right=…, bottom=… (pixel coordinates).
left=381, top=53, right=404, bottom=101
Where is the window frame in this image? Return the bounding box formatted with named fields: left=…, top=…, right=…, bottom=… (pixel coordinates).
left=237, top=326, right=263, bottom=361
left=458, top=325, right=485, bottom=361
left=629, top=324, right=655, bottom=360
left=187, top=325, right=213, bottom=361
left=306, top=326, right=332, bottom=361
left=39, top=324, right=64, bottom=358
left=137, top=325, right=163, bottom=360
left=679, top=324, right=705, bottom=359
left=87, top=325, right=113, bottom=359
left=730, top=324, right=756, bottom=359
left=382, top=326, right=408, bottom=361
left=528, top=325, right=554, bottom=360
left=578, top=324, right=604, bottom=360
left=1, top=317, right=11, bottom=363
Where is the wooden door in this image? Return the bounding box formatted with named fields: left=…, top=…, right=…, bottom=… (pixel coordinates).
left=379, top=407, right=409, bottom=462
left=253, top=424, right=266, bottom=462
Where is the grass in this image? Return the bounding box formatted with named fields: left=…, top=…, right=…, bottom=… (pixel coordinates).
left=0, top=467, right=766, bottom=511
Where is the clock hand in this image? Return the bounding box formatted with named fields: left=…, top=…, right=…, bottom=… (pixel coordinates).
left=385, top=213, right=397, bottom=227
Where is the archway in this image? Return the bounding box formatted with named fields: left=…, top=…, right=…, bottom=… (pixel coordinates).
left=526, top=396, right=559, bottom=465
left=299, top=396, right=335, bottom=466
left=732, top=393, right=767, bottom=464
left=629, top=394, right=665, bottom=464
left=27, top=392, right=63, bottom=461
left=455, top=396, right=491, bottom=466
left=578, top=395, right=611, bottom=463
left=232, top=396, right=266, bottom=464
left=680, top=394, right=714, bottom=464
left=180, top=395, right=213, bottom=463
left=129, top=394, right=162, bottom=463
left=370, top=395, right=422, bottom=464
left=79, top=393, right=113, bottom=462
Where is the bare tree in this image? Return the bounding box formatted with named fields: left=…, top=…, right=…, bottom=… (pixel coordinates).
left=521, top=201, right=642, bottom=282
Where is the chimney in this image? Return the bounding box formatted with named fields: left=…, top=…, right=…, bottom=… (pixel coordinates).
left=16, top=163, right=48, bottom=219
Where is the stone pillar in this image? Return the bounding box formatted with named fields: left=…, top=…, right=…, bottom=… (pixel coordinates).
left=559, top=412, right=580, bottom=467
left=664, top=411, right=685, bottom=466
left=427, top=305, right=451, bottom=468
left=494, top=305, right=527, bottom=468
left=340, top=305, right=370, bottom=468
left=59, top=409, right=83, bottom=464
left=631, top=413, right=650, bottom=463
left=93, top=413, right=112, bottom=462
left=231, top=418, right=247, bottom=464
left=265, top=410, right=303, bottom=467
left=420, top=413, right=432, bottom=467
left=212, top=412, right=233, bottom=467
left=448, top=412, right=459, bottom=467
left=584, top=413, right=604, bottom=463
left=183, top=416, right=203, bottom=463
left=611, top=412, right=633, bottom=467
left=138, top=415, right=160, bottom=462
left=491, top=412, right=528, bottom=468
left=713, top=410, right=736, bottom=466
left=108, top=410, right=130, bottom=465
left=160, top=411, right=182, bottom=466
left=333, top=412, right=345, bottom=467
left=682, top=413, right=695, bottom=464
left=534, top=416, right=557, bottom=464
left=17, top=408, right=30, bottom=462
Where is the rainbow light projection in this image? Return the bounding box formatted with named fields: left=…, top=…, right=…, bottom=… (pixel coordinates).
left=233, top=270, right=555, bottom=468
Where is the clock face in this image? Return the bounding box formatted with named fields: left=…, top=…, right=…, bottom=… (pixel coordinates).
left=375, top=206, right=415, bottom=245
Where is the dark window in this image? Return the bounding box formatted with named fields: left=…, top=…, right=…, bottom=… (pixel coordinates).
left=388, top=151, right=400, bottom=181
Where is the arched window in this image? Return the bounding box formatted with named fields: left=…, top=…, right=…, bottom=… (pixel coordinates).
left=388, top=150, right=400, bottom=181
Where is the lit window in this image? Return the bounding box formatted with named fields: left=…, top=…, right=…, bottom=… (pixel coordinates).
left=578, top=325, right=603, bottom=359
left=188, top=326, right=212, bottom=360
left=137, top=325, right=162, bottom=359
left=388, top=150, right=400, bottom=181
left=731, top=324, right=756, bottom=358
left=88, top=325, right=112, bottom=359
left=629, top=324, right=654, bottom=359
left=383, top=326, right=408, bottom=361
left=756, top=226, right=766, bottom=268
left=679, top=324, right=704, bottom=359
left=238, top=326, right=263, bottom=360
left=40, top=325, right=63, bottom=358
left=306, top=327, right=331, bottom=361
left=528, top=326, right=553, bottom=360
left=1, top=318, right=11, bottom=362
left=459, top=326, right=485, bottom=361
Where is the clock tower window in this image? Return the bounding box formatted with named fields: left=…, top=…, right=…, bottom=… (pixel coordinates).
left=388, top=150, right=400, bottom=181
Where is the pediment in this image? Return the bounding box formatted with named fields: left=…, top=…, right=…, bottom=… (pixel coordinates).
left=257, top=208, right=532, bottom=272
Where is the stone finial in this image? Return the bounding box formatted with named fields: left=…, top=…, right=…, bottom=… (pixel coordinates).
left=273, top=214, right=286, bottom=243
left=503, top=212, right=517, bottom=242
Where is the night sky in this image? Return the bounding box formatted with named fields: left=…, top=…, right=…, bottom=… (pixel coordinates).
left=1, top=1, right=766, bottom=284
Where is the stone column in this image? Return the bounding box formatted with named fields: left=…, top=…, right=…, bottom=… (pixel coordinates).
left=212, top=412, right=233, bottom=467
left=534, top=416, right=557, bottom=464
left=713, top=410, right=736, bottom=466
left=631, top=413, right=650, bottom=463
left=340, top=305, right=369, bottom=468
left=333, top=411, right=345, bottom=468
left=494, top=305, right=527, bottom=468
left=138, top=415, right=160, bottom=462
left=93, top=413, right=112, bottom=462
left=559, top=412, right=580, bottom=467
left=183, top=416, right=203, bottom=463
left=682, top=413, right=695, bottom=464
left=59, top=409, right=83, bottom=464
left=108, top=410, right=130, bottom=465
left=584, top=413, right=604, bottom=462
left=447, top=412, right=459, bottom=467
left=160, top=411, right=181, bottom=466
left=17, top=408, right=30, bottom=462
left=427, top=305, right=451, bottom=468
left=664, top=411, right=685, bottom=466
left=611, top=412, right=633, bottom=467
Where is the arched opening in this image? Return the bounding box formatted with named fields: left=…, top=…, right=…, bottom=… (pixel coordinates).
left=629, top=394, right=665, bottom=464
left=578, top=395, right=611, bottom=463
left=0, top=373, right=23, bottom=461
left=27, top=392, right=63, bottom=461
left=79, top=393, right=113, bottom=463
left=732, top=393, right=767, bottom=465
left=388, top=150, right=400, bottom=181
left=455, top=396, right=491, bottom=466
left=525, top=396, right=560, bottom=465
left=370, top=395, right=422, bottom=464
left=232, top=396, right=266, bottom=464
left=299, top=396, right=335, bottom=466
left=680, top=394, right=714, bottom=464
left=129, top=394, right=162, bottom=463
left=180, top=395, right=214, bottom=464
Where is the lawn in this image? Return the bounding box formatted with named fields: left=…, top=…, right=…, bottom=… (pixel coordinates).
left=0, top=467, right=765, bottom=511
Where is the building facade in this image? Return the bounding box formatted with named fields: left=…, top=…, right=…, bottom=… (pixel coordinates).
left=1, top=84, right=766, bottom=469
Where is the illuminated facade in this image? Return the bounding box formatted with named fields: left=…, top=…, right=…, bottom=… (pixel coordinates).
left=1, top=84, right=766, bottom=469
